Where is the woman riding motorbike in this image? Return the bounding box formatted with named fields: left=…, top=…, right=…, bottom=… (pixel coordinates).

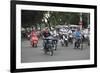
left=30, top=29, right=38, bottom=47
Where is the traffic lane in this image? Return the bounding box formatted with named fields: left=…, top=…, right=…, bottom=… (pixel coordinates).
left=21, top=39, right=90, bottom=63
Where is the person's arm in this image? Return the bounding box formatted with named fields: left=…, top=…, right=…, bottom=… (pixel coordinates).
left=73, top=32, right=75, bottom=38
left=80, top=32, right=82, bottom=37
left=42, top=32, right=45, bottom=39
left=49, top=31, right=51, bottom=36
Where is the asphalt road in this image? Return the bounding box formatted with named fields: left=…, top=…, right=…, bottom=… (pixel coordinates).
left=21, top=39, right=90, bottom=63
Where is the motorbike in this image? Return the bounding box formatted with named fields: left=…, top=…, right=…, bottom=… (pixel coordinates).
left=83, top=34, right=90, bottom=46
left=52, top=39, right=58, bottom=50
left=30, top=35, right=38, bottom=47
left=87, top=35, right=90, bottom=46
left=74, top=37, right=83, bottom=50
left=27, top=34, right=30, bottom=40
left=43, top=36, right=54, bottom=56
left=60, top=34, right=68, bottom=47
left=68, top=34, right=73, bottom=44
left=64, top=37, right=68, bottom=47
left=52, top=34, right=58, bottom=50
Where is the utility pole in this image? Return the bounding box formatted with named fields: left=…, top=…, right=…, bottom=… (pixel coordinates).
left=87, top=13, right=90, bottom=28
left=79, top=13, right=83, bottom=30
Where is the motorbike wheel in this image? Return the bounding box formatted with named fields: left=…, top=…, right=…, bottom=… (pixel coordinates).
left=49, top=49, right=53, bottom=56
left=32, top=43, right=34, bottom=47
left=35, top=44, right=37, bottom=47
left=65, top=41, right=68, bottom=47
left=44, top=49, right=47, bottom=54
left=54, top=44, right=57, bottom=50
left=70, top=39, right=73, bottom=44
left=87, top=39, right=90, bottom=46
left=76, top=44, right=79, bottom=49
left=53, top=41, right=57, bottom=50
left=75, top=42, right=79, bottom=49
left=74, top=42, right=77, bottom=49
left=88, top=42, right=90, bottom=46
left=80, top=40, right=83, bottom=50
left=61, top=42, right=64, bottom=46
left=80, top=44, right=83, bottom=50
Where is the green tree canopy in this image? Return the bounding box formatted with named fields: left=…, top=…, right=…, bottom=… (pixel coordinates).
left=21, top=10, right=90, bottom=29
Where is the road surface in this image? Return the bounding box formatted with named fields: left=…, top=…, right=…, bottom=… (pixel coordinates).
left=21, top=39, right=90, bottom=63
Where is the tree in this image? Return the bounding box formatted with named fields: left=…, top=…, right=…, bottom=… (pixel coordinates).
left=21, top=10, right=45, bottom=29
left=44, top=11, right=80, bottom=27
left=21, top=10, right=90, bottom=29
left=82, top=13, right=90, bottom=28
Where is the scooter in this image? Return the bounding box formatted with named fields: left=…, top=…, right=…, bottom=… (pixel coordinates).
left=30, top=35, right=38, bottom=47
left=64, top=37, right=68, bottom=47
left=60, top=35, right=68, bottom=47
left=60, top=38, right=64, bottom=47
left=68, top=34, right=73, bottom=44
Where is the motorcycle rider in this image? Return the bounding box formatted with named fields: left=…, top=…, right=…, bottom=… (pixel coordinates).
left=50, top=28, right=58, bottom=49
left=42, top=27, right=51, bottom=49
left=42, top=27, right=51, bottom=39
left=30, top=28, right=36, bottom=38
left=73, top=28, right=82, bottom=48
left=30, top=28, right=38, bottom=47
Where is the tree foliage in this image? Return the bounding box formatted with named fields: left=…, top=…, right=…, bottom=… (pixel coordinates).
left=21, top=10, right=45, bottom=28
left=21, top=10, right=90, bottom=29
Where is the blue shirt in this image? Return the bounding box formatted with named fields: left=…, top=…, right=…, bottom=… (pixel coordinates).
left=73, top=31, right=81, bottom=39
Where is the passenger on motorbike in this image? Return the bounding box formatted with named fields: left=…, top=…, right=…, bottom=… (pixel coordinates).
left=50, top=29, right=58, bottom=48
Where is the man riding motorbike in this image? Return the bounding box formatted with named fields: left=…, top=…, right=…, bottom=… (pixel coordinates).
left=73, top=28, right=83, bottom=49
left=42, top=27, right=54, bottom=55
